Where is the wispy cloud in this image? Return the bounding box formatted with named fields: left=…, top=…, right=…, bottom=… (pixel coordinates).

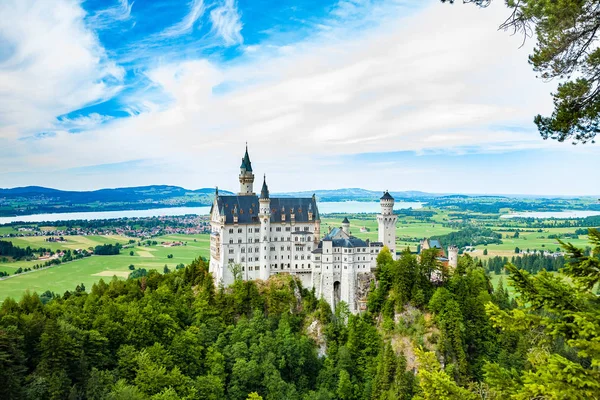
left=160, top=0, right=205, bottom=38
left=86, top=0, right=134, bottom=29
left=210, top=0, right=243, bottom=46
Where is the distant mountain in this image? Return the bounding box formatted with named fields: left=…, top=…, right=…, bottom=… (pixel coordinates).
left=0, top=186, right=234, bottom=218
left=2, top=185, right=595, bottom=218
left=274, top=188, right=445, bottom=202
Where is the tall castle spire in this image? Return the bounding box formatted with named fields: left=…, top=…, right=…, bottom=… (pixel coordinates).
left=238, top=143, right=255, bottom=196
left=260, top=174, right=269, bottom=199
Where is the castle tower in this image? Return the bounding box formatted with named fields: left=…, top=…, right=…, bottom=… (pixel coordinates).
left=312, top=194, right=321, bottom=245
left=239, top=144, right=255, bottom=196
left=448, top=246, right=458, bottom=270
left=377, top=191, right=398, bottom=259
left=342, top=217, right=350, bottom=234
left=258, top=175, right=271, bottom=280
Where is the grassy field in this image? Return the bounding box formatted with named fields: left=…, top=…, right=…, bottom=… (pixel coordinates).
left=0, top=234, right=210, bottom=301
left=2, top=208, right=595, bottom=301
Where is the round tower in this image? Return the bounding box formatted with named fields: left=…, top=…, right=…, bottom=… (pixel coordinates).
left=239, top=143, right=255, bottom=195
left=377, top=191, right=398, bottom=260
left=259, top=175, right=271, bottom=280
left=448, top=246, right=458, bottom=270
left=342, top=217, right=350, bottom=234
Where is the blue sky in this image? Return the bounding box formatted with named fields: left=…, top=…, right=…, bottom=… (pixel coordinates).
left=0, top=0, right=598, bottom=195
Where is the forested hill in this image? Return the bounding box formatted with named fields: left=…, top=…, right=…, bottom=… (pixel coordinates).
left=0, top=186, right=234, bottom=217
left=1, top=232, right=598, bottom=399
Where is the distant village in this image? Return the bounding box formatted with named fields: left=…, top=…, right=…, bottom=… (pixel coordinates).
left=1, top=215, right=211, bottom=240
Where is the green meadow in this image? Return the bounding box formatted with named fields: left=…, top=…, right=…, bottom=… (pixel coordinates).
left=2, top=209, right=596, bottom=301
left=0, top=234, right=210, bottom=301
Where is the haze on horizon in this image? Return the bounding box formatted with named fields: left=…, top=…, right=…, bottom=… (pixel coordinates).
left=1, top=0, right=598, bottom=196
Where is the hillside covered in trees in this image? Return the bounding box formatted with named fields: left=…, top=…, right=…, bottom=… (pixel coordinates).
left=0, top=231, right=598, bottom=399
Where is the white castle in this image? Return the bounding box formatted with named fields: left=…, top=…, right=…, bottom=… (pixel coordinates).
left=209, top=146, right=397, bottom=313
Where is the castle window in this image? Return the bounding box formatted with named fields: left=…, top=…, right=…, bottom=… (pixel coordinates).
left=228, top=258, right=234, bottom=263
left=249, top=266, right=253, bottom=271
left=241, top=248, right=245, bottom=253
left=287, top=237, right=291, bottom=241
left=304, top=226, right=309, bottom=231
left=255, top=247, right=259, bottom=252
left=242, top=266, right=245, bottom=271
left=281, top=246, right=285, bottom=251
left=255, top=257, right=259, bottom=261
left=238, top=239, right=242, bottom=243
left=238, top=228, right=242, bottom=233
left=241, top=257, right=245, bottom=262
left=287, top=246, right=291, bottom=250
left=248, top=248, right=252, bottom=253
left=256, top=265, right=260, bottom=270
left=229, top=239, right=233, bottom=244
left=276, top=227, right=281, bottom=232
left=229, top=229, right=234, bottom=233
left=229, top=249, right=234, bottom=254
left=255, top=228, right=260, bottom=233
left=295, top=227, right=300, bottom=231
left=285, top=227, right=291, bottom=232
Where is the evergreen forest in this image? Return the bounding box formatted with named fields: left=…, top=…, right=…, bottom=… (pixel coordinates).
left=0, top=230, right=599, bottom=400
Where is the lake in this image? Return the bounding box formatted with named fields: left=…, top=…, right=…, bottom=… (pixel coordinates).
left=501, top=210, right=600, bottom=219
left=0, top=201, right=423, bottom=224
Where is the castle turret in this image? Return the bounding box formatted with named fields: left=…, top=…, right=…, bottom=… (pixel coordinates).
left=312, top=194, right=320, bottom=245
left=377, top=191, right=397, bottom=259
left=239, top=144, right=255, bottom=195
left=342, top=217, right=350, bottom=234
left=259, top=175, right=271, bottom=280
left=448, top=246, right=458, bottom=270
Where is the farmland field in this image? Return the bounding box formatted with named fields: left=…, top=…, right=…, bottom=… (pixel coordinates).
left=0, top=234, right=210, bottom=301
left=2, top=204, right=597, bottom=301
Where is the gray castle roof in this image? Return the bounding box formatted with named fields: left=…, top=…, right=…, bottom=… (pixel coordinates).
left=380, top=190, right=394, bottom=200
left=322, top=227, right=368, bottom=248
left=342, top=217, right=349, bottom=224
left=213, top=195, right=319, bottom=224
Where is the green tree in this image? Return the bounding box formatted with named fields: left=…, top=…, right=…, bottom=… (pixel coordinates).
left=484, top=229, right=600, bottom=399
left=413, top=348, right=477, bottom=400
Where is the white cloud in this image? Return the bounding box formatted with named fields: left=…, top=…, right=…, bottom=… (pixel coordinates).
left=210, top=0, right=243, bottom=46
left=1, top=0, right=598, bottom=195
left=0, top=0, right=124, bottom=136
left=160, top=0, right=205, bottom=37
